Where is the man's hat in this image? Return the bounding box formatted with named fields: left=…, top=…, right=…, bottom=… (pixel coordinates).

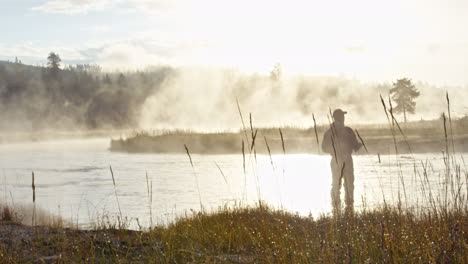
left=332, top=109, right=347, bottom=118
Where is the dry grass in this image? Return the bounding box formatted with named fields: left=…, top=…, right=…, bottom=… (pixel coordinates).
left=0, top=203, right=466, bottom=263
left=0, top=203, right=65, bottom=227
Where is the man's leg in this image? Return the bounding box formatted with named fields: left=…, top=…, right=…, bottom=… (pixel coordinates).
left=331, top=159, right=344, bottom=210
left=344, top=158, right=355, bottom=210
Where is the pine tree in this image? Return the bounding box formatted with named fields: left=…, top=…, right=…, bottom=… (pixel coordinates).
left=389, top=78, right=420, bottom=122
left=47, top=52, right=61, bottom=77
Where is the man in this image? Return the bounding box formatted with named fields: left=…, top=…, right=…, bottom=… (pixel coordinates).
left=322, top=109, right=362, bottom=212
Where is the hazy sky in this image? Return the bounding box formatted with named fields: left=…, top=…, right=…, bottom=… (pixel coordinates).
left=1, top=0, right=468, bottom=85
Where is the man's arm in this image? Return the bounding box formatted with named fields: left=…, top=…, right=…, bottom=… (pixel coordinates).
left=348, top=127, right=362, bottom=151
left=321, top=129, right=333, bottom=154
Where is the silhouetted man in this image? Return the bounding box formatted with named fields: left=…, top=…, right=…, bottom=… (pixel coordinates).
left=322, top=109, right=362, bottom=212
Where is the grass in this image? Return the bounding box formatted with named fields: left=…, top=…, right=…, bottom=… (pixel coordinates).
left=0, top=203, right=466, bottom=263
left=0, top=203, right=65, bottom=227
left=156, top=204, right=467, bottom=263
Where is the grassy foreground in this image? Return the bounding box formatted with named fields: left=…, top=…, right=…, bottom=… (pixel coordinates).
left=1, top=203, right=467, bottom=263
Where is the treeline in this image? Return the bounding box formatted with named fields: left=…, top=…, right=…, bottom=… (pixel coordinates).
left=2, top=54, right=464, bottom=132
left=0, top=57, right=173, bottom=131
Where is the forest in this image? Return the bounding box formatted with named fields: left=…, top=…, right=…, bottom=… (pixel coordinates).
left=0, top=55, right=172, bottom=131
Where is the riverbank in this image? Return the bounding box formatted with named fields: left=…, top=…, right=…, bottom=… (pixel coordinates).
left=110, top=119, right=468, bottom=154
left=1, top=203, right=466, bottom=263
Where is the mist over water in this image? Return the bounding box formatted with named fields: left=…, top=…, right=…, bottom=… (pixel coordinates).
left=1, top=60, right=467, bottom=136
left=134, top=67, right=468, bottom=129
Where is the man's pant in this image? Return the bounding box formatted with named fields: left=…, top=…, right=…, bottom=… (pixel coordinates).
left=330, top=157, right=354, bottom=210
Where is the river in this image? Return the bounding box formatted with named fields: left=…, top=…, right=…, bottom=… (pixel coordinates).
left=0, top=138, right=466, bottom=229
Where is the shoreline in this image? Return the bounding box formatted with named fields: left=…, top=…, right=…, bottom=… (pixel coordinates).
left=109, top=130, right=468, bottom=155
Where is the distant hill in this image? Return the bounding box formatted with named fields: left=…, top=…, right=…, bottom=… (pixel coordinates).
left=0, top=60, right=173, bottom=131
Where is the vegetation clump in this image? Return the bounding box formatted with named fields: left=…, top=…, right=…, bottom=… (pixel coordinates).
left=111, top=119, right=468, bottom=154
left=0, top=203, right=466, bottom=263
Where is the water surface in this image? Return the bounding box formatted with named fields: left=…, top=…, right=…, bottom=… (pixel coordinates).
left=0, top=138, right=465, bottom=228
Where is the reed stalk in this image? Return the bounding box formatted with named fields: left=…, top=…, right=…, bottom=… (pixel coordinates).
left=312, top=113, right=320, bottom=154
left=278, top=128, right=285, bottom=155
left=241, top=140, right=246, bottom=175
left=109, top=165, right=123, bottom=227
left=442, top=113, right=450, bottom=210
left=446, top=92, right=455, bottom=154
left=214, top=162, right=228, bottom=185
left=236, top=97, right=250, bottom=148
left=381, top=95, right=409, bottom=208
left=264, top=136, right=274, bottom=170
left=32, top=171, right=36, bottom=226
left=184, top=144, right=203, bottom=211
left=250, top=129, right=258, bottom=162
left=249, top=113, right=257, bottom=162
left=145, top=171, right=153, bottom=228
left=354, top=129, right=369, bottom=154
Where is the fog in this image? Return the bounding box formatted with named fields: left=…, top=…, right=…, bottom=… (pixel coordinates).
left=136, top=66, right=468, bottom=130
left=1, top=60, right=467, bottom=136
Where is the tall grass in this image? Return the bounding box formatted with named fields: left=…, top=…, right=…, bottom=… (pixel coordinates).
left=31, top=171, right=36, bottom=226
left=185, top=144, right=203, bottom=211
left=109, top=165, right=124, bottom=228
left=312, top=113, right=320, bottom=154
left=145, top=171, right=153, bottom=227
left=1, top=202, right=465, bottom=263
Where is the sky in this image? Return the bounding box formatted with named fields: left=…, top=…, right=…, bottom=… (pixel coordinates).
left=1, top=0, right=468, bottom=86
